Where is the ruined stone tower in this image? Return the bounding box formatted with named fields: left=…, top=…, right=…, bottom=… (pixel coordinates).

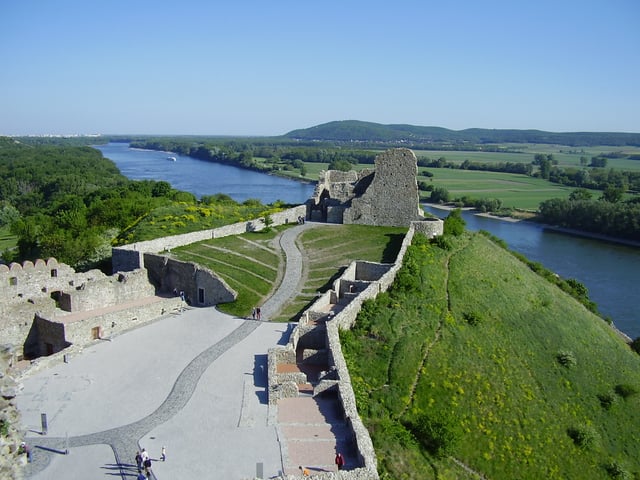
left=308, top=148, right=425, bottom=227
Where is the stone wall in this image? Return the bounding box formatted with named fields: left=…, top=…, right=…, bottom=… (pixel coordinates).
left=143, top=254, right=237, bottom=306
left=343, top=149, right=423, bottom=227
left=112, top=205, right=307, bottom=272
left=267, top=221, right=443, bottom=480
left=0, top=345, right=25, bottom=480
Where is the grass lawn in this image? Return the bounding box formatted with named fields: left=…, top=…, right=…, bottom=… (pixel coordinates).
left=0, top=225, right=17, bottom=258
left=170, top=224, right=406, bottom=321
left=274, top=224, right=406, bottom=322
left=341, top=232, right=640, bottom=479
left=171, top=226, right=285, bottom=317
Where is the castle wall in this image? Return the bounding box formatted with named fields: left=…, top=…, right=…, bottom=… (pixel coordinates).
left=144, top=254, right=237, bottom=306
left=344, top=148, right=424, bottom=227
left=112, top=205, right=307, bottom=272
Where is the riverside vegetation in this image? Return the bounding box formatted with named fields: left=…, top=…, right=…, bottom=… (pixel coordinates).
left=340, top=225, right=640, bottom=479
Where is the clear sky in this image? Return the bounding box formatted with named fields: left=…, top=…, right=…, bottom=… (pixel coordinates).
left=1, top=0, right=638, bottom=136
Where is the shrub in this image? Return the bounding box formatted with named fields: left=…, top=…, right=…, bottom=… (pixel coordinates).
left=568, top=424, right=599, bottom=450
left=598, top=392, right=617, bottom=410
left=406, top=412, right=461, bottom=458
left=604, top=460, right=631, bottom=479
left=463, top=311, right=482, bottom=326
left=430, top=235, right=452, bottom=250
left=0, top=418, right=8, bottom=437
left=614, top=384, right=638, bottom=399
left=444, top=209, right=465, bottom=236
left=630, top=337, right=640, bottom=355
left=556, top=350, right=577, bottom=368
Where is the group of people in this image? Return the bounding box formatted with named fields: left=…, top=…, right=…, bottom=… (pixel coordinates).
left=298, top=451, right=344, bottom=476
left=297, top=215, right=306, bottom=224
left=135, top=447, right=166, bottom=479
left=251, top=306, right=262, bottom=321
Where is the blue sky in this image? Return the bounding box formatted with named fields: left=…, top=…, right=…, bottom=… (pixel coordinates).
left=1, top=0, right=638, bottom=136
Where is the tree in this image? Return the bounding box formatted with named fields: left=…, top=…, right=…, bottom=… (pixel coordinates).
left=444, top=208, right=465, bottom=236
left=429, top=187, right=450, bottom=203
left=569, top=188, right=593, bottom=201
left=328, top=159, right=352, bottom=171
left=601, top=184, right=624, bottom=203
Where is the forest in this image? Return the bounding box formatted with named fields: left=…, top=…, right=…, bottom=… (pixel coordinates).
left=0, top=138, right=280, bottom=271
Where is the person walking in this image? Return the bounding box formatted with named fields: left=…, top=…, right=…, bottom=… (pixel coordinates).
left=335, top=451, right=345, bottom=470
left=256, top=306, right=261, bottom=321
left=252, top=307, right=256, bottom=320
left=135, top=451, right=143, bottom=471
left=161, top=445, right=166, bottom=462
left=299, top=465, right=310, bottom=476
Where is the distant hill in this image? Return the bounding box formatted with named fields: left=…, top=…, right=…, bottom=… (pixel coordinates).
left=285, top=120, right=640, bottom=147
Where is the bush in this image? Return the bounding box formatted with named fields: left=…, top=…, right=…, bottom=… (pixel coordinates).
left=444, top=209, right=465, bottom=236
left=614, top=384, right=638, bottom=399
left=556, top=350, right=577, bottom=368
left=598, top=392, right=617, bottom=410
left=568, top=424, right=599, bottom=450
left=604, top=460, right=631, bottom=479
left=406, top=412, right=460, bottom=458
left=463, top=311, right=482, bottom=326
left=430, top=235, right=452, bottom=250
left=630, top=337, right=640, bottom=355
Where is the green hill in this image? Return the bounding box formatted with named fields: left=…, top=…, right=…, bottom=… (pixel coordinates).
left=341, top=231, right=640, bottom=479
left=285, top=120, right=640, bottom=146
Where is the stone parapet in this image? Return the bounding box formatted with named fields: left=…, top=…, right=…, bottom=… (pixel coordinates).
left=268, top=224, right=426, bottom=479
left=112, top=205, right=307, bottom=272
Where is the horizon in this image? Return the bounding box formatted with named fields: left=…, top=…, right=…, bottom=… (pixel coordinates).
left=5, top=119, right=640, bottom=138
left=2, top=1, right=639, bottom=136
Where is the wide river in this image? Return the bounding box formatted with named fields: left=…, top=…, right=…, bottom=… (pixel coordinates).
left=96, top=143, right=640, bottom=338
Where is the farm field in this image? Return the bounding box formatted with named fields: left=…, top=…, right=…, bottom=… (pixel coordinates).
left=413, top=145, right=640, bottom=171
left=419, top=168, right=580, bottom=210
left=341, top=231, right=640, bottom=479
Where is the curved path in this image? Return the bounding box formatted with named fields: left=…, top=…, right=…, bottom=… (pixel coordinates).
left=18, top=223, right=315, bottom=479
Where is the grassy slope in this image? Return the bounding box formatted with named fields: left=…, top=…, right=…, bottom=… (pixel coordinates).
left=342, top=232, right=640, bottom=480
left=170, top=224, right=406, bottom=320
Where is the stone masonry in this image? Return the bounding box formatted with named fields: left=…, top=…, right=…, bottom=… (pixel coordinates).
left=308, top=148, right=425, bottom=227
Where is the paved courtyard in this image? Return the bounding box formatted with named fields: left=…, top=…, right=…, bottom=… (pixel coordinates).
left=16, top=223, right=346, bottom=480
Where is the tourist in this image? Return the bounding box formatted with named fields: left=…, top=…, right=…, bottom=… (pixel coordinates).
left=135, top=451, right=143, bottom=471
left=335, top=451, right=345, bottom=470
left=161, top=445, right=166, bottom=461
left=252, top=307, right=256, bottom=320
left=299, top=465, right=310, bottom=476
left=256, top=306, right=261, bottom=321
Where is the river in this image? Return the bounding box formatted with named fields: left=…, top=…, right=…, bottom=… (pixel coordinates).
left=95, top=143, right=639, bottom=339
left=95, top=142, right=315, bottom=204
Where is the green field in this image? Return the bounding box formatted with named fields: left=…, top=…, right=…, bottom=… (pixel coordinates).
left=419, top=168, right=581, bottom=210
left=413, top=145, right=640, bottom=171
left=341, top=232, right=640, bottom=479
left=0, top=226, right=17, bottom=256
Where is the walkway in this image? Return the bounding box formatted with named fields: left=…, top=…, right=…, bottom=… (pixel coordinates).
left=17, top=222, right=321, bottom=479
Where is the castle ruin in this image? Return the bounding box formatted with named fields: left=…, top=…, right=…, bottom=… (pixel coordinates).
left=307, top=148, right=426, bottom=227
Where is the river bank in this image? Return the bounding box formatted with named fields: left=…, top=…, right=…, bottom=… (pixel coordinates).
left=425, top=202, right=640, bottom=248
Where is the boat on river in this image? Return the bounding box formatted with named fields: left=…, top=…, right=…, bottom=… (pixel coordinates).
left=167, top=156, right=177, bottom=161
